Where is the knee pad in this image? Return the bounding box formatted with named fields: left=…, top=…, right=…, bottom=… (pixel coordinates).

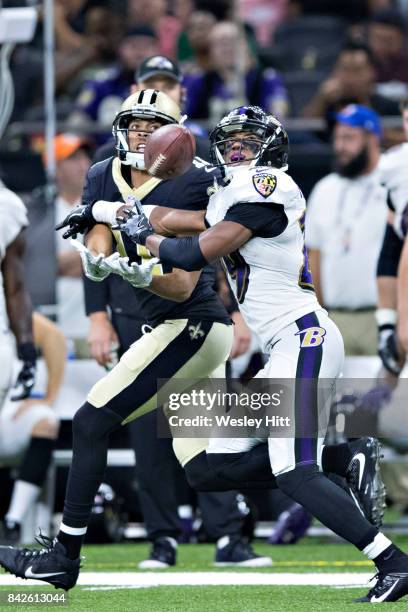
left=276, top=463, right=320, bottom=496
left=72, top=402, right=120, bottom=443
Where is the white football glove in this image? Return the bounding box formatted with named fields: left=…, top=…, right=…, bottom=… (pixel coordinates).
left=100, top=252, right=159, bottom=288
left=70, top=239, right=111, bottom=282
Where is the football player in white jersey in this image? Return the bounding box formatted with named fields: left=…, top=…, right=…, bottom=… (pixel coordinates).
left=377, top=101, right=408, bottom=375
left=0, top=180, right=36, bottom=405
left=0, top=182, right=59, bottom=543
left=114, top=106, right=408, bottom=603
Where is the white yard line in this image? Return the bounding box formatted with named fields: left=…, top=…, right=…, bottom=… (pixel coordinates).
left=0, top=572, right=372, bottom=589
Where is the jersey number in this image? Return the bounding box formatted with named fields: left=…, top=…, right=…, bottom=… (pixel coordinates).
left=221, top=251, right=250, bottom=304
left=298, top=212, right=314, bottom=292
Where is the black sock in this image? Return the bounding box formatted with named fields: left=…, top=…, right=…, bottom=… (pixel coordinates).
left=321, top=442, right=353, bottom=476
left=59, top=402, right=119, bottom=559
left=18, top=437, right=55, bottom=486
left=374, top=544, right=407, bottom=571
left=57, top=531, right=84, bottom=560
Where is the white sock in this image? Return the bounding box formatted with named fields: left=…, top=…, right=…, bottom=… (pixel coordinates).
left=60, top=523, right=87, bottom=536
left=6, top=480, right=41, bottom=525
left=363, top=533, right=392, bottom=560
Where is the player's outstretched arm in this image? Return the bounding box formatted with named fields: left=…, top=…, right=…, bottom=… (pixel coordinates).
left=113, top=203, right=206, bottom=237
left=145, top=221, right=252, bottom=271
left=149, top=207, right=206, bottom=236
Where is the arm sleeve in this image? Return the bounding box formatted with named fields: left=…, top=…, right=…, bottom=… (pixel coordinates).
left=224, top=202, right=288, bottom=237
left=159, top=235, right=208, bottom=271
left=83, top=274, right=110, bottom=315
left=377, top=223, right=404, bottom=278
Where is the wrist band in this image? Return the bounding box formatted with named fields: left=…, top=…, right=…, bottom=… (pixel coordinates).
left=375, top=308, right=397, bottom=327
left=92, top=201, right=123, bottom=225
left=17, top=341, right=37, bottom=363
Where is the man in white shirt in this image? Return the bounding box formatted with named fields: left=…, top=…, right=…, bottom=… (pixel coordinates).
left=25, top=135, right=92, bottom=348
left=52, top=135, right=92, bottom=343
left=305, top=105, right=387, bottom=355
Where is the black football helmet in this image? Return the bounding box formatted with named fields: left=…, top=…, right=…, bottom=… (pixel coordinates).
left=210, top=106, right=289, bottom=170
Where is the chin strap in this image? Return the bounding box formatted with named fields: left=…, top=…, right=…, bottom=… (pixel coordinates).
left=121, top=151, right=146, bottom=170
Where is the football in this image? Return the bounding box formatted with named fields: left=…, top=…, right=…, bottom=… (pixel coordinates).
left=144, top=124, right=196, bottom=180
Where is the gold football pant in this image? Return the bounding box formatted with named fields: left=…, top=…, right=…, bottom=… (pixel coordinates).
left=87, top=318, right=233, bottom=425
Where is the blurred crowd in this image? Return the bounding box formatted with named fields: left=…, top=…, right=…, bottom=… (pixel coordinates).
left=3, top=0, right=408, bottom=133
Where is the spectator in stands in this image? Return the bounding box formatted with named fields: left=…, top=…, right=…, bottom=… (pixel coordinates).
left=25, top=135, right=92, bottom=349
left=0, top=313, right=65, bottom=545
left=54, top=0, right=109, bottom=54
left=367, top=9, right=408, bottom=92
left=305, top=105, right=387, bottom=355
left=302, top=42, right=400, bottom=120
left=55, top=7, right=124, bottom=98
left=177, top=10, right=217, bottom=72
left=127, top=0, right=182, bottom=59
left=184, top=21, right=288, bottom=122
left=93, top=55, right=212, bottom=162
left=288, top=0, right=393, bottom=21
left=70, top=27, right=158, bottom=135
left=238, top=0, right=288, bottom=46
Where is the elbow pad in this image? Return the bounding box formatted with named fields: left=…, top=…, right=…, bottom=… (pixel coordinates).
left=159, top=236, right=208, bottom=271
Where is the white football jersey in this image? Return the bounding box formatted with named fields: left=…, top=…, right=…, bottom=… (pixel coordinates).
left=206, top=165, right=319, bottom=351
left=378, top=143, right=408, bottom=239
left=0, top=181, right=28, bottom=333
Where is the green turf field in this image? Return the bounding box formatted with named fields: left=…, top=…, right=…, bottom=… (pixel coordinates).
left=1, top=536, right=408, bottom=611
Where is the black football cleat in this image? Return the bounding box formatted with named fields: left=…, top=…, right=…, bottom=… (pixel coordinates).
left=355, top=570, right=408, bottom=603
left=214, top=536, right=272, bottom=567
left=0, top=534, right=80, bottom=591
left=138, top=537, right=177, bottom=569
left=346, top=437, right=386, bottom=528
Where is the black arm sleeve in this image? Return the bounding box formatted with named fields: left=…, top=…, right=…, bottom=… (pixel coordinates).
left=224, top=202, right=288, bottom=237
left=377, top=223, right=404, bottom=278
left=83, top=275, right=110, bottom=315
left=159, top=236, right=208, bottom=271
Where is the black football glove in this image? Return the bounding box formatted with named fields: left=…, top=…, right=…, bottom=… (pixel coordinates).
left=55, top=203, right=96, bottom=239
left=11, top=342, right=37, bottom=401
left=114, top=205, right=154, bottom=246
left=378, top=325, right=402, bottom=376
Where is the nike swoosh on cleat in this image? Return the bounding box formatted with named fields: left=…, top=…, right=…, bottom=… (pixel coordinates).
left=348, top=488, right=365, bottom=516
left=25, top=567, right=66, bottom=579
left=370, top=579, right=399, bottom=603
left=353, top=453, right=366, bottom=490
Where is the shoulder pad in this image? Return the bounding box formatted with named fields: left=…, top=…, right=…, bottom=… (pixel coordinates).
left=88, top=157, right=113, bottom=178
left=229, top=166, right=301, bottom=206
